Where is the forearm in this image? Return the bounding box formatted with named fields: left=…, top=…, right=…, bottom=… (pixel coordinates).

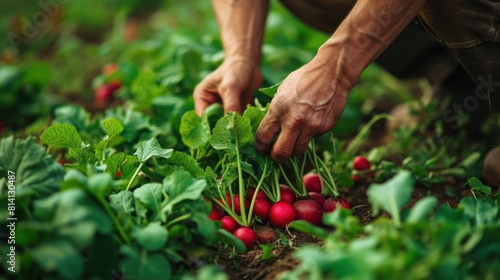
left=317, top=0, right=427, bottom=89
left=212, top=0, right=269, bottom=62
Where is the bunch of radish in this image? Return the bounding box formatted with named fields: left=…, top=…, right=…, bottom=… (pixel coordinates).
left=208, top=172, right=349, bottom=250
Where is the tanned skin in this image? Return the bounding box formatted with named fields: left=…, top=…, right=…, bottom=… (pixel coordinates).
left=194, top=0, right=427, bottom=163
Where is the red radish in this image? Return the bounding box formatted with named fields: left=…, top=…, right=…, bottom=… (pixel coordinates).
left=308, top=192, right=325, bottom=208
left=58, top=159, right=68, bottom=166
left=353, top=156, right=371, bottom=171
left=209, top=208, right=221, bottom=220
left=303, top=173, right=322, bottom=193
left=252, top=198, right=271, bottom=223
left=293, top=199, right=323, bottom=225
left=279, top=184, right=297, bottom=203
left=256, top=228, right=276, bottom=244
left=269, top=201, right=297, bottom=228
left=95, top=84, right=119, bottom=106
left=246, top=188, right=268, bottom=201
left=231, top=194, right=249, bottom=215
left=234, top=227, right=257, bottom=249
left=221, top=216, right=239, bottom=233
left=108, top=80, right=122, bottom=91
left=323, top=197, right=350, bottom=213
left=115, top=171, right=122, bottom=178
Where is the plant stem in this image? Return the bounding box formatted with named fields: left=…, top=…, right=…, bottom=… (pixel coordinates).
left=247, top=163, right=268, bottom=222
left=345, top=113, right=392, bottom=156
left=165, top=213, right=192, bottom=228
left=126, top=161, right=144, bottom=191
left=95, top=195, right=130, bottom=244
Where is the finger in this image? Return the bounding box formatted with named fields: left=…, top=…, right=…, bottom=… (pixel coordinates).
left=292, top=109, right=329, bottom=155
left=220, top=83, right=243, bottom=114
left=193, top=80, right=221, bottom=117
left=254, top=111, right=281, bottom=154
left=270, top=123, right=301, bottom=163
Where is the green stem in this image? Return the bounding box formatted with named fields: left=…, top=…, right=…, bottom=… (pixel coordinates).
left=235, top=143, right=247, bottom=226
left=279, top=164, right=300, bottom=195
left=96, top=195, right=130, bottom=244
left=345, top=113, right=392, bottom=156
left=212, top=197, right=244, bottom=225
left=126, top=161, right=144, bottom=191
left=247, top=163, right=268, bottom=223
left=165, top=213, right=191, bottom=228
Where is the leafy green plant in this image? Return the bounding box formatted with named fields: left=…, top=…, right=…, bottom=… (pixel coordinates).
left=284, top=172, right=500, bottom=279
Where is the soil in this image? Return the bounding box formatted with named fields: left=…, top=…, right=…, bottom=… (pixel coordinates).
left=210, top=177, right=471, bottom=280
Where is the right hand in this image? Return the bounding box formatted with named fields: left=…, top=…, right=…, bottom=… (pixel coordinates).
left=194, top=57, right=263, bottom=116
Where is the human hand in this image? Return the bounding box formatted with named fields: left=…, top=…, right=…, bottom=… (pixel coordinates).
left=254, top=57, right=351, bottom=163
left=194, top=57, right=262, bottom=116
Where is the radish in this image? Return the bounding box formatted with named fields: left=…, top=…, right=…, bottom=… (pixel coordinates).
left=303, top=173, right=322, bottom=193
left=221, top=216, right=239, bottom=233
left=353, top=156, right=371, bottom=171
left=252, top=198, right=271, bottom=223
left=269, top=201, right=297, bottom=228
left=231, top=194, right=249, bottom=215
left=95, top=82, right=121, bottom=106
left=293, top=199, right=323, bottom=225
left=234, top=227, right=257, bottom=249
left=256, top=228, right=276, bottom=244
left=323, top=197, right=350, bottom=213
left=308, top=192, right=325, bottom=208
left=246, top=188, right=268, bottom=201
left=279, top=184, right=297, bottom=203
left=209, top=208, right=221, bottom=220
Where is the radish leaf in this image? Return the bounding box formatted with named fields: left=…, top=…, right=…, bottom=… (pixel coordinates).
left=367, top=170, right=414, bottom=224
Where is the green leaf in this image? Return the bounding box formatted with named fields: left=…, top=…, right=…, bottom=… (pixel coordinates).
left=367, top=170, right=415, bottom=222
left=0, top=136, right=64, bottom=197
left=288, top=220, right=328, bottom=240
left=155, top=151, right=205, bottom=180
left=406, top=196, right=438, bottom=223
left=134, top=138, right=173, bottom=163
left=31, top=240, right=83, bottom=280
left=120, top=246, right=172, bottom=280
left=209, top=113, right=254, bottom=152
left=101, top=118, right=124, bottom=139
left=180, top=110, right=211, bottom=149
left=192, top=212, right=218, bottom=245
left=132, top=222, right=168, bottom=251
left=88, top=173, right=113, bottom=198
left=217, top=229, right=247, bottom=253
left=134, top=183, right=163, bottom=217
left=109, top=191, right=135, bottom=215
left=40, top=123, right=82, bottom=149
left=243, top=106, right=266, bottom=133
left=54, top=104, right=89, bottom=132
left=106, top=108, right=151, bottom=142
left=468, top=177, right=491, bottom=196
left=258, top=82, right=281, bottom=98
left=104, top=152, right=126, bottom=177
left=162, top=170, right=206, bottom=214
left=34, top=188, right=113, bottom=245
